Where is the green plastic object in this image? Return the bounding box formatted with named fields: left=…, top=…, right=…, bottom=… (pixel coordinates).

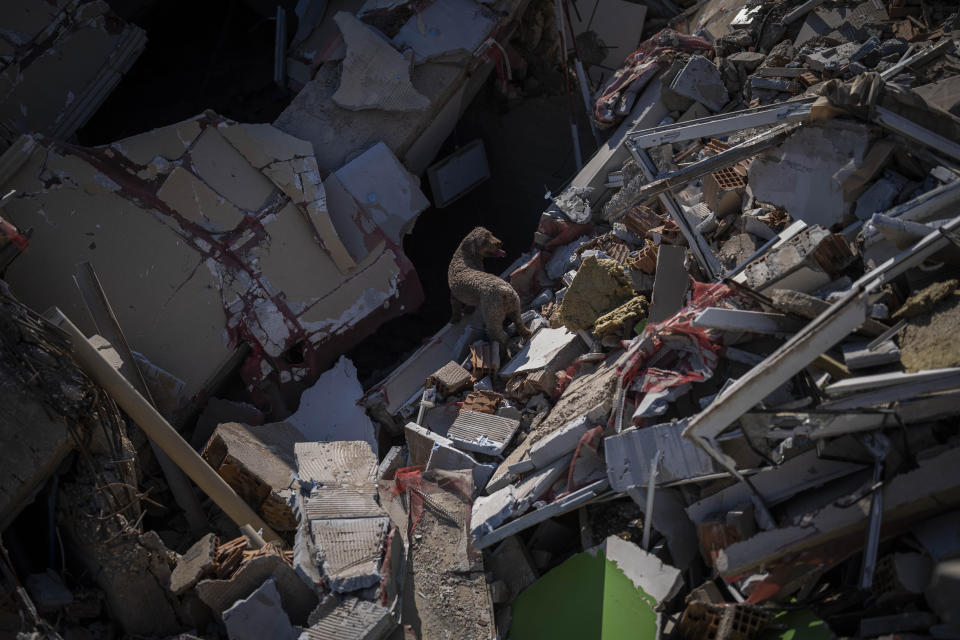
left=510, top=548, right=659, bottom=639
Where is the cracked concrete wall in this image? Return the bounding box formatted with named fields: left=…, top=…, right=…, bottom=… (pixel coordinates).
left=0, top=112, right=421, bottom=407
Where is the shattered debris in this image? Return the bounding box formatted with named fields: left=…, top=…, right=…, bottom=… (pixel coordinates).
left=4, top=0, right=960, bottom=637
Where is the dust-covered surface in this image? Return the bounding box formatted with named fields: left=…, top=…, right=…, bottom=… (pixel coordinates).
left=403, top=476, right=493, bottom=640
left=899, top=289, right=960, bottom=372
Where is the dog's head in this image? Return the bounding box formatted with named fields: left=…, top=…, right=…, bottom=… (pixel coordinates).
left=463, top=226, right=506, bottom=259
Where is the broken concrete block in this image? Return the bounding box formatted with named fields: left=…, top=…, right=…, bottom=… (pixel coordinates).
left=471, top=485, right=518, bottom=540
left=605, top=422, right=717, bottom=493
left=310, top=516, right=390, bottom=592
left=841, top=340, right=901, bottom=370
left=514, top=454, right=572, bottom=514
left=334, top=142, right=430, bottom=244
left=500, top=327, right=582, bottom=378
left=719, top=233, right=757, bottom=272
left=804, top=42, right=861, bottom=72
left=428, top=360, right=473, bottom=396
left=448, top=409, right=520, bottom=456
left=741, top=226, right=854, bottom=294
left=855, top=172, right=907, bottom=220
left=528, top=415, right=592, bottom=469
left=648, top=245, right=689, bottom=323
left=301, top=596, right=395, bottom=639
left=170, top=533, right=218, bottom=596
left=286, top=357, right=378, bottom=455
left=403, top=422, right=489, bottom=491
left=926, top=559, right=960, bottom=629
left=558, top=256, right=634, bottom=331
left=749, top=120, right=873, bottom=227
left=197, top=554, right=318, bottom=625
left=332, top=12, right=430, bottom=112
left=702, top=166, right=746, bottom=219
left=669, top=55, right=729, bottom=112
left=511, top=536, right=682, bottom=638
left=202, top=421, right=304, bottom=531
left=727, top=51, right=766, bottom=72
left=222, top=577, right=296, bottom=640
left=915, top=75, right=960, bottom=117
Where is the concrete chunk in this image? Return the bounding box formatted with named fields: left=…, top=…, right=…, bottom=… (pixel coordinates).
left=332, top=12, right=429, bottom=112
left=749, top=120, right=872, bottom=227
left=222, top=577, right=296, bottom=640
left=169, top=533, right=218, bottom=596
left=471, top=485, right=518, bottom=539
left=202, top=421, right=304, bottom=532
left=669, top=55, right=729, bottom=112
left=310, top=516, right=390, bottom=593
left=528, top=415, right=592, bottom=469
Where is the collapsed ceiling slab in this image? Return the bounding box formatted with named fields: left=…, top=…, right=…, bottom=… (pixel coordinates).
left=0, top=113, right=423, bottom=412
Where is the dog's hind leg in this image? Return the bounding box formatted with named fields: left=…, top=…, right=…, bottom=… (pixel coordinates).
left=509, top=295, right=531, bottom=338
left=481, top=302, right=508, bottom=347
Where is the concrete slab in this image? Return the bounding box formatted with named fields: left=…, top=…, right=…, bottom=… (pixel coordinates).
left=222, top=577, right=296, bottom=640
left=670, top=55, right=729, bottom=112
left=605, top=422, right=717, bottom=493
left=333, top=12, right=430, bottom=112
left=170, top=533, right=218, bottom=596
left=334, top=142, right=429, bottom=244
left=286, top=357, right=378, bottom=454
left=749, top=120, right=872, bottom=227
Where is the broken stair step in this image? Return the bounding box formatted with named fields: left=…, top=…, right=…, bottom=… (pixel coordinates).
left=310, top=516, right=390, bottom=593
left=303, top=487, right=383, bottom=520
left=448, top=409, right=521, bottom=456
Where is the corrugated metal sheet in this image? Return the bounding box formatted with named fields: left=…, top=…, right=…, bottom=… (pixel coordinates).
left=447, top=409, right=520, bottom=455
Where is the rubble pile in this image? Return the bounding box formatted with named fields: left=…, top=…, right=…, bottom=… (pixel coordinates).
left=2, top=0, right=960, bottom=638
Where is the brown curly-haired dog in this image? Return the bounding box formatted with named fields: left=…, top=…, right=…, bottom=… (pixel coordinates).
left=448, top=227, right=531, bottom=347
